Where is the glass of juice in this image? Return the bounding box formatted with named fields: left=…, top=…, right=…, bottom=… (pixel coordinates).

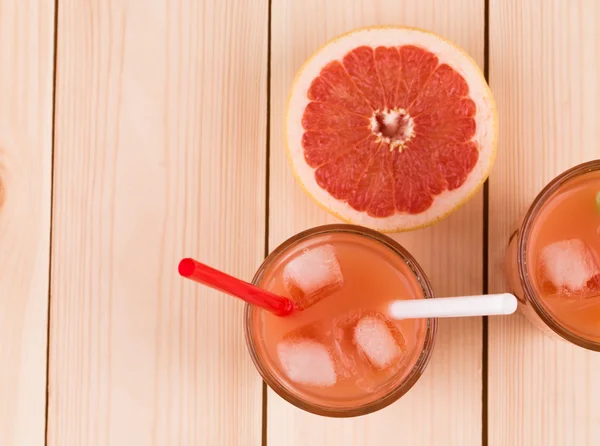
left=244, top=224, right=437, bottom=417
left=505, top=160, right=600, bottom=350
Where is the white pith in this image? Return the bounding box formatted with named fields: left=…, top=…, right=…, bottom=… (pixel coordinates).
left=286, top=27, right=497, bottom=231
left=370, top=108, right=415, bottom=152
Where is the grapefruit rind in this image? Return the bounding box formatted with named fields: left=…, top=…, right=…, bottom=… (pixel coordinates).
left=285, top=26, right=498, bottom=232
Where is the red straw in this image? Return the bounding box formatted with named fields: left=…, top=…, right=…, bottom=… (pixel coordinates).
left=178, top=258, right=294, bottom=316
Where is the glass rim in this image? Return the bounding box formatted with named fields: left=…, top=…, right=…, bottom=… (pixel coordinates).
left=243, top=223, right=438, bottom=417
left=517, top=159, right=600, bottom=351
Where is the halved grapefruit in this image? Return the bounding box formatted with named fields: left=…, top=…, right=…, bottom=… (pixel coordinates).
left=286, top=26, right=497, bottom=232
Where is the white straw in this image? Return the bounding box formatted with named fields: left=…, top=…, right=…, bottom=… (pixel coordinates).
left=388, top=293, right=518, bottom=320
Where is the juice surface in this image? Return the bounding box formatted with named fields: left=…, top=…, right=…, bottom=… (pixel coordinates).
left=527, top=170, right=600, bottom=341
left=250, top=231, right=428, bottom=408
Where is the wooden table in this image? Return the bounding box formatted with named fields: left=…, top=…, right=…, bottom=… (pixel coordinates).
left=1, top=0, right=599, bottom=444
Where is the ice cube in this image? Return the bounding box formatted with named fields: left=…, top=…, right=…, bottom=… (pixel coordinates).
left=283, top=244, right=344, bottom=310
left=540, top=239, right=600, bottom=294
left=330, top=311, right=363, bottom=378
left=276, top=338, right=337, bottom=387
left=354, top=314, right=407, bottom=369
left=331, top=311, right=407, bottom=391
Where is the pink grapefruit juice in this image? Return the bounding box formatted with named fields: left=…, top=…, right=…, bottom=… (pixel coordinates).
left=506, top=161, right=600, bottom=348
left=244, top=225, right=435, bottom=416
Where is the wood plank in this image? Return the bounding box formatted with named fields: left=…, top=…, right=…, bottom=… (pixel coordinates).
left=0, top=1, right=55, bottom=445
left=268, top=1, right=485, bottom=444
left=48, top=1, right=268, bottom=444
left=488, top=1, right=600, bottom=445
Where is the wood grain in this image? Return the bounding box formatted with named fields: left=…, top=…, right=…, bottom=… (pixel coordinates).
left=268, top=1, right=485, bottom=444
left=0, top=1, right=55, bottom=445
left=49, top=1, right=267, bottom=444
left=488, top=1, right=600, bottom=445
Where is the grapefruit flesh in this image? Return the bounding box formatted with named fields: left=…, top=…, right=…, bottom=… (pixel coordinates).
left=286, top=27, right=497, bottom=232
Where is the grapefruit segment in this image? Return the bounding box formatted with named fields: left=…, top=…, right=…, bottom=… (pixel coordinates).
left=436, top=142, right=479, bottom=191
left=342, top=46, right=386, bottom=111
left=315, top=136, right=381, bottom=201
left=395, top=45, right=438, bottom=109
left=286, top=26, right=498, bottom=232
left=392, top=146, right=439, bottom=214
left=419, top=116, right=477, bottom=145
left=307, top=61, right=372, bottom=116
left=412, top=98, right=476, bottom=129
left=302, top=128, right=371, bottom=167
left=349, top=145, right=396, bottom=218
left=302, top=102, right=370, bottom=130
left=373, top=46, right=402, bottom=110
left=409, top=64, right=470, bottom=116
